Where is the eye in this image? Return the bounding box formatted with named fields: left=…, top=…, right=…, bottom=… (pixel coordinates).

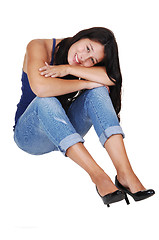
left=87, top=46, right=90, bottom=52
left=86, top=46, right=95, bottom=65
left=91, top=58, right=95, bottom=64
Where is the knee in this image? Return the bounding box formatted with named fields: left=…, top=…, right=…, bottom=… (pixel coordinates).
left=84, top=86, right=115, bottom=113
left=86, top=86, right=109, bottom=99
left=35, top=96, right=61, bottom=106
left=32, top=96, right=64, bottom=114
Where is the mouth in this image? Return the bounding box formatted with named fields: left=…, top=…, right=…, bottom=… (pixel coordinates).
left=74, top=53, right=80, bottom=64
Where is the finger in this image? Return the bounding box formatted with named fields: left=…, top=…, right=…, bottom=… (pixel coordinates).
left=40, top=70, right=49, bottom=75
left=45, top=72, right=54, bottom=77
left=39, top=66, right=47, bottom=71
left=51, top=73, right=58, bottom=78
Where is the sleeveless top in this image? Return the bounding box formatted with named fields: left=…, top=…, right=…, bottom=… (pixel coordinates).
left=14, top=38, right=84, bottom=130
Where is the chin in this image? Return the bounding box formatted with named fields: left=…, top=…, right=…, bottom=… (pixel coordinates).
left=69, top=61, right=76, bottom=66
left=68, top=59, right=73, bottom=66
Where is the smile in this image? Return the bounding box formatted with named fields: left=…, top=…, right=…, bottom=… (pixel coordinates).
left=74, top=53, right=80, bottom=64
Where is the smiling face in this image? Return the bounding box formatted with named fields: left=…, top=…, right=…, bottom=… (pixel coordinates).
left=67, top=38, right=105, bottom=67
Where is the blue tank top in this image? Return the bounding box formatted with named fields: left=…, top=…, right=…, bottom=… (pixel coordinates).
left=14, top=38, right=82, bottom=130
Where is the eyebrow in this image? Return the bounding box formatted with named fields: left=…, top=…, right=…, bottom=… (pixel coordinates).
left=90, top=43, right=98, bottom=64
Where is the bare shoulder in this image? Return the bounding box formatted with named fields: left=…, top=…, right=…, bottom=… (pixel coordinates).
left=23, top=39, right=52, bottom=73
left=23, top=38, right=62, bottom=73
left=26, top=38, right=62, bottom=58
left=27, top=39, right=51, bottom=59
left=27, top=38, right=61, bottom=55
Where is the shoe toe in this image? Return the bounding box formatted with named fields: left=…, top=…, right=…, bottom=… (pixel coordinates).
left=135, top=189, right=155, bottom=201
left=147, top=189, right=155, bottom=196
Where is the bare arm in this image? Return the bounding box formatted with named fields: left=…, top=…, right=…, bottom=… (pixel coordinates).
left=68, top=65, right=116, bottom=86
left=26, top=40, right=102, bottom=98
left=39, top=63, right=116, bottom=86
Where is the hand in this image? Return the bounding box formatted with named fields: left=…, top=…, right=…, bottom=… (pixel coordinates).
left=39, top=62, right=69, bottom=78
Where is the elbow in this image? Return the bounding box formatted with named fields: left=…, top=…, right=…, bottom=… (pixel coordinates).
left=110, top=82, right=116, bottom=86
left=30, top=83, right=46, bottom=98
left=30, top=83, right=56, bottom=98
left=35, top=91, right=45, bottom=98
left=104, top=79, right=115, bottom=87
left=108, top=77, right=116, bottom=86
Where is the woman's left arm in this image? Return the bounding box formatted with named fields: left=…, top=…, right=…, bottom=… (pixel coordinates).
left=68, top=65, right=115, bottom=86
left=39, top=63, right=116, bottom=86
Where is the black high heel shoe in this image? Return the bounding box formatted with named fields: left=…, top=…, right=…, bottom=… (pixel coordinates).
left=96, top=186, right=125, bottom=207
left=115, top=175, right=155, bottom=205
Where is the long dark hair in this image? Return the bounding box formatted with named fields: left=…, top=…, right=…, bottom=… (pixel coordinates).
left=54, top=27, right=122, bottom=121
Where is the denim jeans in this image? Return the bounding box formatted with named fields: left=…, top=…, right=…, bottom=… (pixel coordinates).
left=14, top=86, right=125, bottom=157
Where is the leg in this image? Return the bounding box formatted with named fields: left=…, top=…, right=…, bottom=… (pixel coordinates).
left=104, top=135, right=146, bottom=193
left=14, top=96, right=84, bottom=155
left=68, top=86, right=145, bottom=194
left=67, top=86, right=124, bottom=142
left=66, top=87, right=124, bottom=196
left=14, top=94, right=119, bottom=196
left=66, top=142, right=118, bottom=196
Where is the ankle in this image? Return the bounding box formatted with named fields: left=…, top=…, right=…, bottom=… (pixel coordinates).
left=91, top=172, right=114, bottom=188
left=93, top=173, right=118, bottom=196
left=89, top=170, right=110, bottom=185
left=117, top=170, right=146, bottom=192
left=117, top=168, right=134, bottom=180
left=116, top=169, right=135, bottom=188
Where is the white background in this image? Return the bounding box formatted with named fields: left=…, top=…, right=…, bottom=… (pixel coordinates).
left=0, top=0, right=158, bottom=239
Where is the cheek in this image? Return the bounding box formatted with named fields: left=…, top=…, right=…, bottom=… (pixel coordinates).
left=82, top=60, right=93, bottom=67
left=68, top=48, right=74, bottom=64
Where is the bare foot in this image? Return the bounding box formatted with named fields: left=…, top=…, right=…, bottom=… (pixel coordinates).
left=117, top=171, right=146, bottom=193
left=94, top=173, right=118, bottom=197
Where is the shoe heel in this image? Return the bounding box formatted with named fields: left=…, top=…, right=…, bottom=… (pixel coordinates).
left=107, top=204, right=110, bottom=207
left=125, top=193, right=130, bottom=205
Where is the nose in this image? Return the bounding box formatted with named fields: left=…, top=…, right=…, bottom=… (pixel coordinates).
left=80, top=52, right=90, bottom=61
left=79, top=52, right=90, bottom=63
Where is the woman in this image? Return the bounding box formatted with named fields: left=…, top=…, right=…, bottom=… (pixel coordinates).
left=13, top=27, right=155, bottom=207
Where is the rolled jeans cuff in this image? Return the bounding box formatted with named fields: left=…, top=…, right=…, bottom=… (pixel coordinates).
left=58, top=133, right=85, bottom=157
left=99, top=126, right=125, bottom=147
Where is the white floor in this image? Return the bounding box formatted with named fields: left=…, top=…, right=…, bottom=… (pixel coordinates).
left=1, top=125, right=158, bottom=240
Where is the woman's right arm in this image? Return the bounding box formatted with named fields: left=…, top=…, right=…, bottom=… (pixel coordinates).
left=26, top=40, right=103, bottom=97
